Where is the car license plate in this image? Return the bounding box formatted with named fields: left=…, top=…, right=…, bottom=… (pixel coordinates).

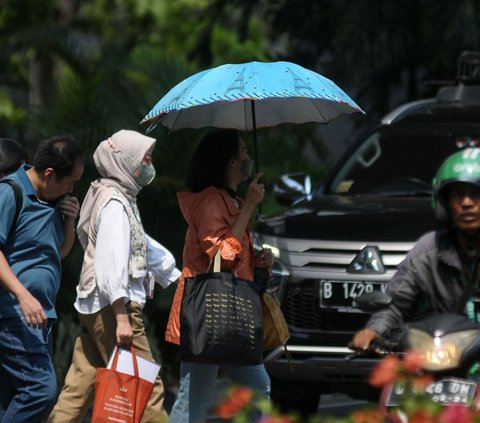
left=385, top=378, right=477, bottom=406
left=320, top=280, right=386, bottom=310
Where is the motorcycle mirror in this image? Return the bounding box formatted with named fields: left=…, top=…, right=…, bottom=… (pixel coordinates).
left=352, top=291, right=392, bottom=312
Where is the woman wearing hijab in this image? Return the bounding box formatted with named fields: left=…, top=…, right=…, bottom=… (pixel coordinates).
left=166, top=129, right=273, bottom=423
left=49, top=129, right=180, bottom=423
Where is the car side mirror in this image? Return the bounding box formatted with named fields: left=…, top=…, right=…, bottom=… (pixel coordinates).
left=273, top=172, right=312, bottom=206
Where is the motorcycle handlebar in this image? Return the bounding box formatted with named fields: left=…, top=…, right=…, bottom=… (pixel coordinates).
left=345, top=337, right=400, bottom=360
left=371, top=337, right=400, bottom=351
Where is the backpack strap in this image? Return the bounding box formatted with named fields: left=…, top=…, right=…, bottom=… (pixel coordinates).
left=0, top=179, right=23, bottom=243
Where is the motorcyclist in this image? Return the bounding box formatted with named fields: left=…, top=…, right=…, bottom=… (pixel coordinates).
left=351, top=147, right=480, bottom=350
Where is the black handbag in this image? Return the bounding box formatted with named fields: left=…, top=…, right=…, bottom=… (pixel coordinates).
left=180, top=250, right=264, bottom=365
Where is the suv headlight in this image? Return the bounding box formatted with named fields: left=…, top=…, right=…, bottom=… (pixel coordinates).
left=251, top=237, right=289, bottom=295
left=255, top=241, right=280, bottom=259
left=408, top=328, right=479, bottom=371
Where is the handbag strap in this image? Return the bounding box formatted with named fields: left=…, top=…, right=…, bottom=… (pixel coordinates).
left=110, top=345, right=140, bottom=378
left=130, top=345, right=139, bottom=378
left=111, top=347, right=121, bottom=370
left=128, top=345, right=139, bottom=423
left=206, top=247, right=222, bottom=273
left=213, top=248, right=221, bottom=272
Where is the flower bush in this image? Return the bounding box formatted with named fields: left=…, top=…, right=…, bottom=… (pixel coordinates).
left=215, top=352, right=480, bottom=423
left=366, top=352, right=480, bottom=423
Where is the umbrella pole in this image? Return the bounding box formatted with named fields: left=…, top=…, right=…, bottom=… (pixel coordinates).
left=250, top=100, right=264, bottom=222
left=251, top=100, right=260, bottom=175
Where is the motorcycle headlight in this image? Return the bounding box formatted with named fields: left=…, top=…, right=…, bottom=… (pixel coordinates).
left=408, top=328, right=479, bottom=371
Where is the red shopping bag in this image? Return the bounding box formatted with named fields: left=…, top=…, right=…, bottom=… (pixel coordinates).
left=91, top=346, right=154, bottom=423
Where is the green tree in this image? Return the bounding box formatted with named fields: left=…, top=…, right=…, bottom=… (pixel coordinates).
left=0, top=0, right=89, bottom=136
left=266, top=0, right=480, bottom=122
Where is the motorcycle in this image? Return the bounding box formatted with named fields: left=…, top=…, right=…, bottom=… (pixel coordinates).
left=349, top=291, right=480, bottom=422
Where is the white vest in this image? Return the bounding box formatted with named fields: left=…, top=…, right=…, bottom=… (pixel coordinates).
left=76, top=187, right=148, bottom=299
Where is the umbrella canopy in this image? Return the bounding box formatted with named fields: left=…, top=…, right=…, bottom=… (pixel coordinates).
left=141, top=61, right=364, bottom=132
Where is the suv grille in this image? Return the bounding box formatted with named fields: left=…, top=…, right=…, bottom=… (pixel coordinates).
left=260, top=237, right=412, bottom=277
left=282, top=281, right=371, bottom=332
left=258, top=237, right=416, bottom=332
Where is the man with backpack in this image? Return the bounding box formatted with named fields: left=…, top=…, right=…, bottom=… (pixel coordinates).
left=0, top=135, right=84, bottom=423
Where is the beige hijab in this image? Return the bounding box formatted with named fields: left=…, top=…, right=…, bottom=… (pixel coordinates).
left=77, top=129, right=156, bottom=247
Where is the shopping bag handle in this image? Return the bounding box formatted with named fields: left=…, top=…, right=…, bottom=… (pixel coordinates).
left=213, top=248, right=221, bottom=272
left=206, top=248, right=222, bottom=273
left=111, top=345, right=140, bottom=378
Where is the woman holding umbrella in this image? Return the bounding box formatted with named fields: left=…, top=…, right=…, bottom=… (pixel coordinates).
left=166, top=129, right=273, bottom=422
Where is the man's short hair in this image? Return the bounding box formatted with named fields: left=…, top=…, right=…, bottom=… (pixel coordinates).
left=33, top=135, right=83, bottom=180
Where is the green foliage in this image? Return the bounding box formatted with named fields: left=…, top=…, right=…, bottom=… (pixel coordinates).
left=0, top=90, right=26, bottom=123
left=266, top=0, right=480, bottom=124
left=210, top=20, right=270, bottom=65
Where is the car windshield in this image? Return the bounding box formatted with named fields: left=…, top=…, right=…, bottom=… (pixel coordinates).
left=327, top=125, right=470, bottom=196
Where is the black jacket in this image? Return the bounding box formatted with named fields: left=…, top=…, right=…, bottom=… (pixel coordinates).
left=367, top=229, right=472, bottom=335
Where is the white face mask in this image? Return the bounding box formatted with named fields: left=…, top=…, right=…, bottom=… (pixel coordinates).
left=135, top=163, right=156, bottom=186
left=118, top=151, right=156, bottom=186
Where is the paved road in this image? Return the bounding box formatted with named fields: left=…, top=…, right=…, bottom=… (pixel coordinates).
left=198, top=381, right=373, bottom=421
left=317, top=393, right=373, bottom=419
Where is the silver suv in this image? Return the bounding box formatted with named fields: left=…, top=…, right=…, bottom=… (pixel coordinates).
left=255, top=51, right=480, bottom=412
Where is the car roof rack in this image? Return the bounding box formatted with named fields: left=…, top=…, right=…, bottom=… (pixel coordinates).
left=457, top=51, right=480, bottom=84
left=434, top=51, right=480, bottom=103
left=382, top=51, right=480, bottom=124
left=423, top=51, right=480, bottom=88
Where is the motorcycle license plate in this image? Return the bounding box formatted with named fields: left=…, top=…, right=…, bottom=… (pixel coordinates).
left=319, top=280, right=386, bottom=311
left=385, top=378, right=477, bottom=406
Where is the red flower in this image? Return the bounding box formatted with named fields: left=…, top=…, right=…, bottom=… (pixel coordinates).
left=409, top=409, right=436, bottom=423
left=230, top=386, right=254, bottom=408
left=403, top=351, right=425, bottom=374
left=216, top=401, right=237, bottom=419
left=351, top=408, right=385, bottom=423
left=438, top=405, right=474, bottom=423
left=215, top=386, right=254, bottom=419
left=412, top=374, right=434, bottom=390
left=369, top=355, right=401, bottom=388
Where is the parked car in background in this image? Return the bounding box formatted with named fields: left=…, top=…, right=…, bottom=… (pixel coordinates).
left=255, top=51, right=480, bottom=412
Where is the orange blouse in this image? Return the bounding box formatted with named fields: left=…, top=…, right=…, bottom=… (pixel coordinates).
left=165, top=186, right=254, bottom=345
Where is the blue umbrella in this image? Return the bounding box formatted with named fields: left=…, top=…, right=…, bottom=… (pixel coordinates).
left=141, top=61, right=364, bottom=173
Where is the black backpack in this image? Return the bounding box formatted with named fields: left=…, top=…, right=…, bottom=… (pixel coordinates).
left=0, top=179, right=23, bottom=243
